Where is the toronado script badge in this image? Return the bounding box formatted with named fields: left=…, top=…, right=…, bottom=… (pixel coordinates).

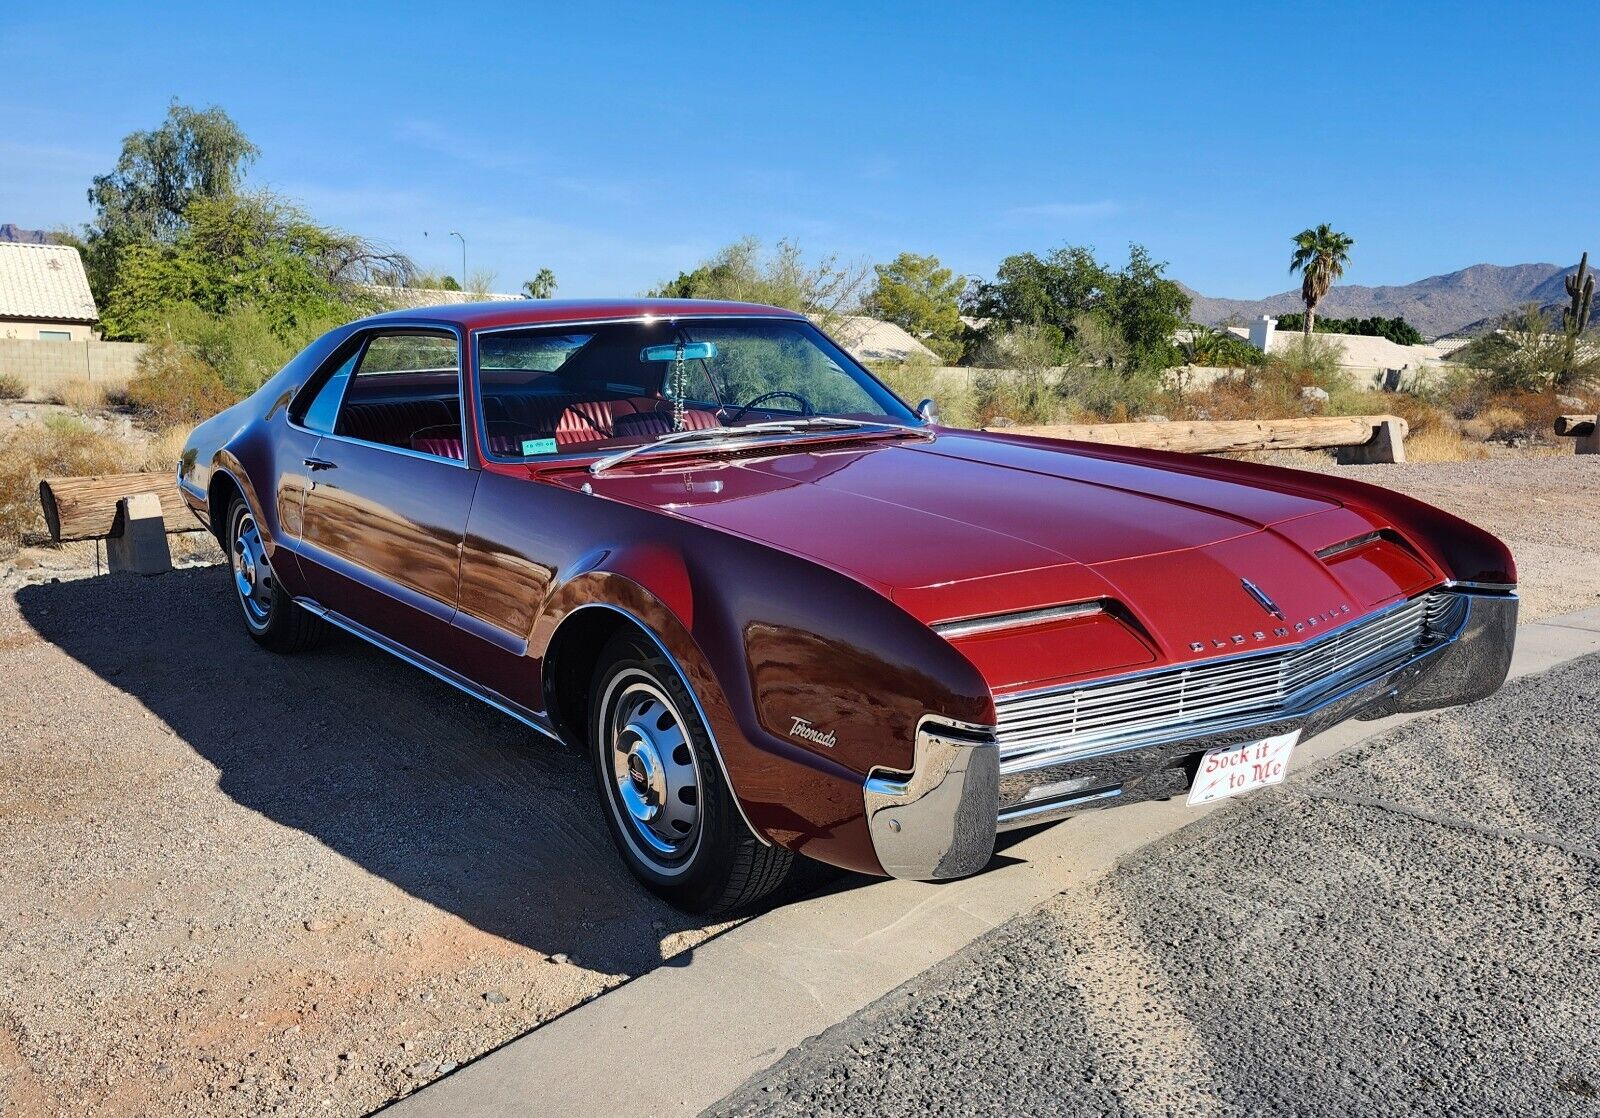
left=789, top=717, right=837, bottom=748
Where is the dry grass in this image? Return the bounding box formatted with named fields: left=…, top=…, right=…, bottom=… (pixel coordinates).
left=1403, top=425, right=1489, bottom=463
left=51, top=379, right=109, bottom=412
left=0, top=415, right=138, bottom=556
left=0, top=373, right=24, bottom=400
left=140, top=425, right=191, bottom=472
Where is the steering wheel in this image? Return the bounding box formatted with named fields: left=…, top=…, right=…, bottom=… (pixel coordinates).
left=726, top=390, right=814, bottom=423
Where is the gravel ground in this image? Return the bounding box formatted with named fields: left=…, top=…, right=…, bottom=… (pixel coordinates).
left=708, top=652, right=1600, bottom=1117
left=0, top=571, right=759, bottom=1117
left=0, top=454, right=1592, bottom=1117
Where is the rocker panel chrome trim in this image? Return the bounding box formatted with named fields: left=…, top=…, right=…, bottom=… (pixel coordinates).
left=294, top=597, right=562, bottom=743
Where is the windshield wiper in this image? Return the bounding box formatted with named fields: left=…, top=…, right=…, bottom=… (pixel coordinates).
left=589, top=418, right=909, bottom=475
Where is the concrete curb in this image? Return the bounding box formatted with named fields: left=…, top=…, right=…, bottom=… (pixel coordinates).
left=386, top=606, right=1600, bottom=1118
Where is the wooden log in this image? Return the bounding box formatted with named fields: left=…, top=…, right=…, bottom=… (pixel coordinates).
left=1554, top=414, right=1597, bottom=437
left=39, top=473, right=191, bottom=543
left=988, top=415, right=1408, bottom=456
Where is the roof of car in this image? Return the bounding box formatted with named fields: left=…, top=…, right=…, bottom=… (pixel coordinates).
left=359, top=298, right=805, bottom=331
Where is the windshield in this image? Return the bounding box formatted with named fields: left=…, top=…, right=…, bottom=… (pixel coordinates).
left=473, top=317, right=918, bottom=462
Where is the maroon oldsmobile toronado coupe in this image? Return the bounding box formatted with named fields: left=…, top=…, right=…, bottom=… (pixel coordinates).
left=179, top=299, right=1517, bottom=912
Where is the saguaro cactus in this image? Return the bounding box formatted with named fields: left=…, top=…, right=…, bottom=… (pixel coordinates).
left=1566, top=252, right=1595, bottom=335
left=1559, top=252, right=1595, bottom=384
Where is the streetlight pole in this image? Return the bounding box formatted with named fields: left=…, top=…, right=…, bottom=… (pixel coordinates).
left=450, top=231, right=466, bottom=291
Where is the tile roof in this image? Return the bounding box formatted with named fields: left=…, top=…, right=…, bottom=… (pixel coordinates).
left=0, top=243, right=99, bottom=322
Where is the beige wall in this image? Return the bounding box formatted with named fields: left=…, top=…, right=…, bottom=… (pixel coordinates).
left=0, top=319, right=97, bottom=342
left=0, top=336, right=147, bottom=393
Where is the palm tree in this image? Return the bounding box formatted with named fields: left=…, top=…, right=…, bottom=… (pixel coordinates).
left=521, top=268, right=558, bottom=299
left=1289, top=224, right=1354, bottom=337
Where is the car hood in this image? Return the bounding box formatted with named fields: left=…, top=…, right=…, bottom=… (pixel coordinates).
left=569, top=430, right=1440, bottom=662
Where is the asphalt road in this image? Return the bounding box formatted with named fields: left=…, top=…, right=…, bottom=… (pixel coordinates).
left=707, top=652, right=1600, bottom=1118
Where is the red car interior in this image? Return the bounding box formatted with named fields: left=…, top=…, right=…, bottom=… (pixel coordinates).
left=336, top=388, right=721, bottom=461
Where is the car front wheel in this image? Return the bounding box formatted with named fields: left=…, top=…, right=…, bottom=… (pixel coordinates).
left=226, top=497, right=326, bottom=653
left=589, top=629, right=791, bottom=913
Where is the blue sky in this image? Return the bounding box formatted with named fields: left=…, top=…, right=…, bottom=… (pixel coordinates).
left=3, top=2, right=1594, bottom=299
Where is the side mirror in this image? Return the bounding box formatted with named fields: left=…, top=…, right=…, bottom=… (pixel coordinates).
left=916, top=398, right=941, bottom=424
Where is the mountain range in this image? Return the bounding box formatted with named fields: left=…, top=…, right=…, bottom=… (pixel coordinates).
left=1182, top=262, right=1588, bottom=339
left=0, top=224, right=53, bottom=245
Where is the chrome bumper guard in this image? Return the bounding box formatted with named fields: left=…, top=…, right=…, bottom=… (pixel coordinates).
left=864, top=718, right=1000, bottom=880
left=864, top=589, right=1515, bottom=880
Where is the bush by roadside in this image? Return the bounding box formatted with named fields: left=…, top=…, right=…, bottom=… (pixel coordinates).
left=125, top=340, right=240, bottom=428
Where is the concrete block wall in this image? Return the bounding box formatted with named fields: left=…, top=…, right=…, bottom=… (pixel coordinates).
left=0, top=338, right=148, bottom=395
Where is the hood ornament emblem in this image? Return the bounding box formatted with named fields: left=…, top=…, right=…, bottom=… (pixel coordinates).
left=1241, top=578, right=1285, bottom=620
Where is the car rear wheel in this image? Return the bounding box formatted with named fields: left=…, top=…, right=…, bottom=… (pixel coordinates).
left=589, top=629, right=792, bottom=914
left=227, top=497, right=327, bottom=653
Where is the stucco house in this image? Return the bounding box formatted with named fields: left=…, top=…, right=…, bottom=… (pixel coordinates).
left=0, top=242, right=100, bottom=341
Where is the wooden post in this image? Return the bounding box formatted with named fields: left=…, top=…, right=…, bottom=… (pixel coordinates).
left=106, top=492, right=172, bottom=575
left=1552, top=415, right=1599, bottom=454
left=39, top=473, right=190, bottom=543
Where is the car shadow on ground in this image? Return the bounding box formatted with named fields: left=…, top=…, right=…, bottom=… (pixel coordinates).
left=14, top=567, right=851, bottom=979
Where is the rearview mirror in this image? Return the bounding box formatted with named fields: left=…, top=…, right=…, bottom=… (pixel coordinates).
left=641, top=341, right=717, bottom=362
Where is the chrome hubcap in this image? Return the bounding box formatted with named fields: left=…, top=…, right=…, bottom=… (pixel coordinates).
left=232, top=513, right=272, bottom=626
left=607, top=679, right=701, bottom=861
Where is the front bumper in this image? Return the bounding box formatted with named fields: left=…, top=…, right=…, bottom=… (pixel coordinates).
left=864, top=588, right=1516, bottom=880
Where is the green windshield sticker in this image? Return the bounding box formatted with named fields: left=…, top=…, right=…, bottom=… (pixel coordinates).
left=520, top=437, right=559, bottom=456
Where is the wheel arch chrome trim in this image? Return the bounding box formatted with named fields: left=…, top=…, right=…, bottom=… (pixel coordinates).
left=548, top=601, right=771, bottom=846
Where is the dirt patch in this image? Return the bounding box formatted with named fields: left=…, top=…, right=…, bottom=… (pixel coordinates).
left=0, top=572, right=761, bottom=1117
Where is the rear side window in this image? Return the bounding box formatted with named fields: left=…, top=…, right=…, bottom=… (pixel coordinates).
left=299, top=349, right=359, bottom=434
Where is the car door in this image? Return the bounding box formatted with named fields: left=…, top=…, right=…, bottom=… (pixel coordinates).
left=294, top=327, right=480, bottom=651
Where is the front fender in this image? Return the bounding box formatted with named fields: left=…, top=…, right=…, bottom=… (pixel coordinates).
left=535, top=537, right=993, bottom=876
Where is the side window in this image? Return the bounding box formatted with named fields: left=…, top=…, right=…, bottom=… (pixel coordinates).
left=299, top=348, right=359, bottom=434
left=332, top=331, right=464, bottom=459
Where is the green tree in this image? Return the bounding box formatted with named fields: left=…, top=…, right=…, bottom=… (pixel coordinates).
left=1288, top=224, right=1355, bottom=336
left=1274, top=312, right=1422, bottom=345
left=863, top=252, right=966, bottom=362
left=522, top=268, right=558, bottom=298
left=650, top=237, right=869, bottom=327
left=103, top=191, right=406, bottom=365
left=85, top=100, right=259, bottom=299
left=968, top=244, right=1189, bottom=369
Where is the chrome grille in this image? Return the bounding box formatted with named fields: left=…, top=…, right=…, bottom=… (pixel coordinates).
left=995, top=591, right=1466, bottom=772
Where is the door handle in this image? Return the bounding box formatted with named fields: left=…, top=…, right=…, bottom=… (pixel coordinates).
left=303, top=457, right=337, bottom=471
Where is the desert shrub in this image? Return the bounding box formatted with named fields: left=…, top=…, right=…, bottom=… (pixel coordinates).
left=52, top=379, right=109, bottom=412
left=1267, top=334, right=1345, bottom=385
left=0, top=415, right=136, bottom=554
left=0, top=373, right=23, bottom=400
left=1057, top=364, right=1161, bottom=421
left=1452, top=304, right=1600, bottom=392
left=126, top=339, right=239, bottom=428
left=971, top=368, right=1059, bottom=427
left=1474, top=405, right=1528, bottom=439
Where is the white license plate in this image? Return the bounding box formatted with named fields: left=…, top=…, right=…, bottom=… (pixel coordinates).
left=1186, top=729, right=1301, bottom=806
